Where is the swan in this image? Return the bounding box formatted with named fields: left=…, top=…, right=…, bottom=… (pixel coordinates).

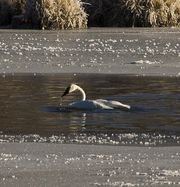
left=61, top=84, right=131, bottom=110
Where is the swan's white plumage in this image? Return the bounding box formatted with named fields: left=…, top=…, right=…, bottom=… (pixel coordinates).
left=61, top=84, right=130, bottom=110
left=69, top=100, right=113, bottom=110
left=95, top=99, right=131, bottom=110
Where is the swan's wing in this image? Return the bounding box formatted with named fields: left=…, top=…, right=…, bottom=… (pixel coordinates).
left=69, top=100, right=105, bottom=110
left=69, top=100, right=113, bottom=110
left=68, top=99, right=130, bottom=110
left=93, top=100, right=113, bottom=109
left=110, top=100, right=131, bottom=109
left=96, top=99, right=131, bottom=110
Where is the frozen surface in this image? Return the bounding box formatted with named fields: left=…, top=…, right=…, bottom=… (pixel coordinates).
left=0, top=143, right=180, bottom=187
left=0, top=132, right=180, bottom=147
left=0, top=28, right=180, bottom=76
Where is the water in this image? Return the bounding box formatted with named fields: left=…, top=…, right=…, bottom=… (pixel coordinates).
left=0, top=73, right=179, bottom=146
left=1, top=29, right=180, bottom=186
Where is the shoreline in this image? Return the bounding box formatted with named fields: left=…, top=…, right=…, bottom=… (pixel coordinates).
left=1, top=27, right=180, bottom=32
left=0, top=71, right=180, bottom=77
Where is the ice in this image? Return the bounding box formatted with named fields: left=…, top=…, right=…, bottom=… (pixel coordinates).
left=2, top=143, right=177, bottom=186
left=3, top=29, right=179, bottom=74
left=130, top=60, right=161, bottom=65
left=0, top=132, right=180, bottom=146
left=161, top=170, right=180, bottom=177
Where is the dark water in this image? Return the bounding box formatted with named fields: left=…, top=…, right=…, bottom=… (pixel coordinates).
left=0, top=74, right=180, bottom=145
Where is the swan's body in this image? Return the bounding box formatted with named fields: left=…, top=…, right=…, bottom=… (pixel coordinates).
left=61, top=84, right=130, bottom=110
left=69, top=99, right=113, bottom=110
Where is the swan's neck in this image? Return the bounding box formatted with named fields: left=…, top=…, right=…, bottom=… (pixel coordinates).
left=76, top=86, right=86, bottom=101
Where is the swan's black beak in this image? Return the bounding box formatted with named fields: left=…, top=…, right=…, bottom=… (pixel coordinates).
left=61, top=86, right=70, bottom=97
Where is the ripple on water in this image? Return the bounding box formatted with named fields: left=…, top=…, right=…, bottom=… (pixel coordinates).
left=0, top=74, right=179, bottom=146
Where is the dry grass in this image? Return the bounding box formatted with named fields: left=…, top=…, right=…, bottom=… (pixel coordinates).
left=41, top=0, right=88, bottom=29
left=0, top=0, right=180, bottom=28
left=123, top=0, right=150, bottom=27
left=84, top=0, right=150, bottom=27
left=0, top=0, right=87, bottom=29
left=84, top=0, right=180, bottom=27
left=148, top=0, right=180, bottom=27
left=120, top=0, right=180, bottom=27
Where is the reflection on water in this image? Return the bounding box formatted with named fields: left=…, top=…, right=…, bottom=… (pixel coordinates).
left=0, top=74, right=180, bottom=145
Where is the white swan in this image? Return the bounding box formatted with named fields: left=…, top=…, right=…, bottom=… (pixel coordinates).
left=61, top=84, right=131, bottom=110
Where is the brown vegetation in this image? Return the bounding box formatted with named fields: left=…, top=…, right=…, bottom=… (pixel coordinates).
left=41, top=0, right=87, bottom=29
left=0, top=0, right=179, bottom=29
left=148, top=0, right=180, bottom=27
left=84, top=0, right=180, bottom=27
left=0, top=0, right=87, bottom=29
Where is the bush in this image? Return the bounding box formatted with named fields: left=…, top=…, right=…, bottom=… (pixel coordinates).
left=148, top=0, right=180, bottom=27
left=84, top=0, right=180, bottom=27
left=41, top=0, right=87, bottom=29
left=0, top=0, right=87, bottom=29
left=0, top=0, right=180, bottom=28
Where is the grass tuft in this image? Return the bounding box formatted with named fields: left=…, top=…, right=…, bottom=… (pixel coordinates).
left=84, top=0, right=180, bottom=27
left=148, top=0, right=180, bottom=27
left=41, top=0, right=88, bottom=29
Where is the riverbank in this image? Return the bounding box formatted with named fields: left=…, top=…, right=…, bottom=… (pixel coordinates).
left=1, top=0, right=180, bottom=29
left=0, top=28, right=180, bottom=76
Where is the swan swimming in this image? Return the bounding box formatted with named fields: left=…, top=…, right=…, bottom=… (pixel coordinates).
left=61, top=84, right=131, bottom=110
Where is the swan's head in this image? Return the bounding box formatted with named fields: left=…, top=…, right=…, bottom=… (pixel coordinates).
left=61, top=84, right=79, bottom=97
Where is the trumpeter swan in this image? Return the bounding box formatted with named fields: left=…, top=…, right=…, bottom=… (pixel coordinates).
left=61, top=84, right=131, bottom=110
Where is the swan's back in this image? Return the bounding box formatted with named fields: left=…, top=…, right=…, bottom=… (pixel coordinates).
left=96, top=99, right=131, bottom=110
left=68, top=99, right=130, bottom=110
left=69, top=100, right=113, bottom=110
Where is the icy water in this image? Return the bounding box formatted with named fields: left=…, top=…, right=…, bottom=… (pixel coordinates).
left=1, top=29, right=180, bottom=187
left=0, top=29, right=180, bottom=75
left=0, top=73, right=180, bottom=146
